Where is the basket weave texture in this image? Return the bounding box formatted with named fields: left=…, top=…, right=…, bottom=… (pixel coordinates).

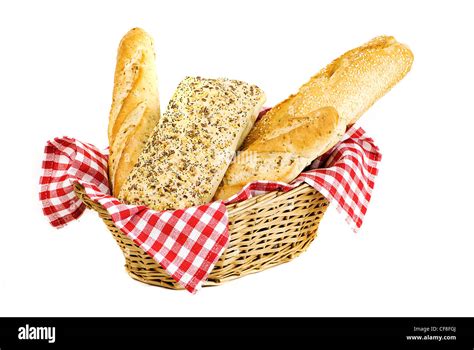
left=74, top=183, right=329, bottom=289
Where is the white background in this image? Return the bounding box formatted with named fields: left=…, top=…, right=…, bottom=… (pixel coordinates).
left=0, top=0, right=473, bottom=316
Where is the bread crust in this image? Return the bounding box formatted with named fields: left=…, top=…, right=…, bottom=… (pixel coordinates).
left=108, top=28, right=160, bottom=196
left=215, top=36, right=414, bottom=200
left=243, top=36, right=414, bottom=148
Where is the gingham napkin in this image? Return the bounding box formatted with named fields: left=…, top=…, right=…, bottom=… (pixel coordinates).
left=39, top=126, right=381, bottom=293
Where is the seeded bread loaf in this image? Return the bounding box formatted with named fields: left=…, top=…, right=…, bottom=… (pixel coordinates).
left=215, top=35, right=414, bottom=200
left=118, top=76, right=266, bottom=210
left=108, top=28, right=160, bottom=196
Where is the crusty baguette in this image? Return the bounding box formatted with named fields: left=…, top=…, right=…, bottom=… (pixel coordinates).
left=243, top=35, right=414, bottom=148
left=118, top=76, right=266, bottom=210
left=108, top=28, right=160, bottom=196
left=215, top=35, right=413, bottom=200
left=214, top=107, right=339, bottom=200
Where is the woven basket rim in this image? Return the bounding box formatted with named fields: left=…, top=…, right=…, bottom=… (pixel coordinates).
left=74, top=181, right=315, bottom=215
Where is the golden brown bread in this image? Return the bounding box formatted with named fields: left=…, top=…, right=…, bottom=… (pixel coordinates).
left=108, top=28, right=160, bottom=196
left=118, top=76, right=266, bottom=210
left=243, top=35, right=414, bottom=148
left=214, top=107, right=339, bottom=200
left=215, top=35, right=414, bottom=200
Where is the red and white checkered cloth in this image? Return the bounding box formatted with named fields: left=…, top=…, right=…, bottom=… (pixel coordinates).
left=39, top=126, right=381, bottom=293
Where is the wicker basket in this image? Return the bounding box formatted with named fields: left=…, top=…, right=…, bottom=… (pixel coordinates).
left=74, top=183, right=329, bottom=289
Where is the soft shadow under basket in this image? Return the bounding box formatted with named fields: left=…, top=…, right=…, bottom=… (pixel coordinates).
left=74, top=183, right=329, bottom=289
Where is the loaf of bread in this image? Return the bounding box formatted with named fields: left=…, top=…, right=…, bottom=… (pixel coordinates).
left=118, top=76, right=266, bottom=210
left=244, top=36, right=413, bottom=148
left=214, top=35, right=414, bottom=200
left=108, top=28, right=160, bottom=196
